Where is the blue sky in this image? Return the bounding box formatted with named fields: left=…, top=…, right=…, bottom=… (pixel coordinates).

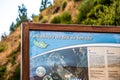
left=0, top=0, right=46, bottom=40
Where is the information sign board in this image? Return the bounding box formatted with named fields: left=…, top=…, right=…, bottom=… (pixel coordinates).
left=22, top=22, right=120, bottom=80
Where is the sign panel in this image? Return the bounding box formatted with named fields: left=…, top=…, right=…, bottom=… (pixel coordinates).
left=22, top=23, right=120, bottom=80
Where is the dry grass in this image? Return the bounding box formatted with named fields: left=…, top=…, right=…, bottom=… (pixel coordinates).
left=0, top=27, right=21, bottom=79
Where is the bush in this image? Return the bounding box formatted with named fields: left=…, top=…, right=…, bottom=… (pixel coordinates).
left=32, top=15, right=40, bottom=22
left=8, top=43, right=20, bottom=65
left=77, top=0, right=94, bottom=23
left=60, top=12, right=71, bottom=24
left=62, top=1, right=67, bottom=11
left=51, top=15, right=61, bottom=23
left=0, top=46, right=5, bottom=52
left=0, top=43, right=7, bottom=52
left=73, top=0, right=80, bottom=2
left=39, top=14, right=43, bottom=20
left=115, top=0, right=120, bottom=25
left=0, top=65, right=6, bottom=72
left=9, top=50, right=17, bottom=65
left=40, top=18, right=48, bottom=23
left=81, top=2, right=116, bottom=26
left=95, top=0, right=113, bottom=5
left=51, top=12, right=71, bottom=24
left=9, top=65, right=20, bottom=80
left=0, top=65, right=6, bottom=78
left=9, top=54, right=16, bottom=65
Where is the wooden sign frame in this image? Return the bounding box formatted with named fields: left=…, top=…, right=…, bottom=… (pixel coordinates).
left=22, top=22, right=120, bottom=80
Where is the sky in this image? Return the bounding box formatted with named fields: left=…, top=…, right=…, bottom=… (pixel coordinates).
left=0, top=0, right=42, bottom=40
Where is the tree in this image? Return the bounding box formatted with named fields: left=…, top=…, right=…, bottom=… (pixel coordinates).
left=40, top=0, right=52, bottom=12
left=10, top=22, right=16, bottom=32
left=9, top=4, right=28, bottom=32
left=18, top=4, right=28, bottom=24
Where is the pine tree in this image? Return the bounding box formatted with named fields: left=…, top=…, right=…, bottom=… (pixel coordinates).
left=40, top=0, right=52, bottom=12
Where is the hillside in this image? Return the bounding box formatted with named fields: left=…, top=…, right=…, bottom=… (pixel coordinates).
left=33, top=0, right=120, bottom=26
left=0, top=27, right=20, bottom=80
left=32, top=0, right=81, bottom=24
left=0, top=0, right=120, bottom=80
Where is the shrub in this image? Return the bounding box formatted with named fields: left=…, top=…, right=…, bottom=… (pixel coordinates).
left=0, top=43, right=7, bottom=52
left=77, top=0, right=94, bottom=23
left=60, top=12, right=71, bottom=24
left=115, top=0, right=120, bottom=25
left=8, top=50, right=17, bottom=65
left=0, top=65, right=6, bottom=78
left=62, top=1, right=67, bottom=11
left=51, top=15, right=61, bottom=23
left=82, top=3, right=116, bottom=26
left=8, top=43, right=20, bottom=65
left=39, top=14, right=43, bottom=20
left=0, top=46, right=5, bottom=52
left=73, top=0, right=80, bottom=2
left=51, top=12, right=72, bottom=24
left=96, top=0, right=113, bottom=5
left=40, top=18, right=48, bottom=23
left=0, top=65, right=6, bottom=72
left=32, top=15, right=39, bottom=22
left=9, top=65, right=20, bottom=80
left=9, top=54, right=16, bottom=65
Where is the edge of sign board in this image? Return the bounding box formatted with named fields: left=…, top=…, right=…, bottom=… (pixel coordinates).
left=23, top=22, right=120, bottom=33
left=22, top=23, right=30, bottom=80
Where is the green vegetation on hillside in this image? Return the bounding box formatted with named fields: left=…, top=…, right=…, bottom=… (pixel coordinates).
left=51, top=15, right=61, bottom=23
left=32, top=0, right=120, bottom=26
left=8, top=43, right=20, bottom=65
left=51, top=12, right=71, bottom=24
left=0, top=42, right=7, bottom=52
left=9, top=64, right=20, bottom=80
left=77, top=0, right=120, bottom=26
left=62, top=1, right=67, bottom=11
left=0, top=65, right=6, bottom=79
